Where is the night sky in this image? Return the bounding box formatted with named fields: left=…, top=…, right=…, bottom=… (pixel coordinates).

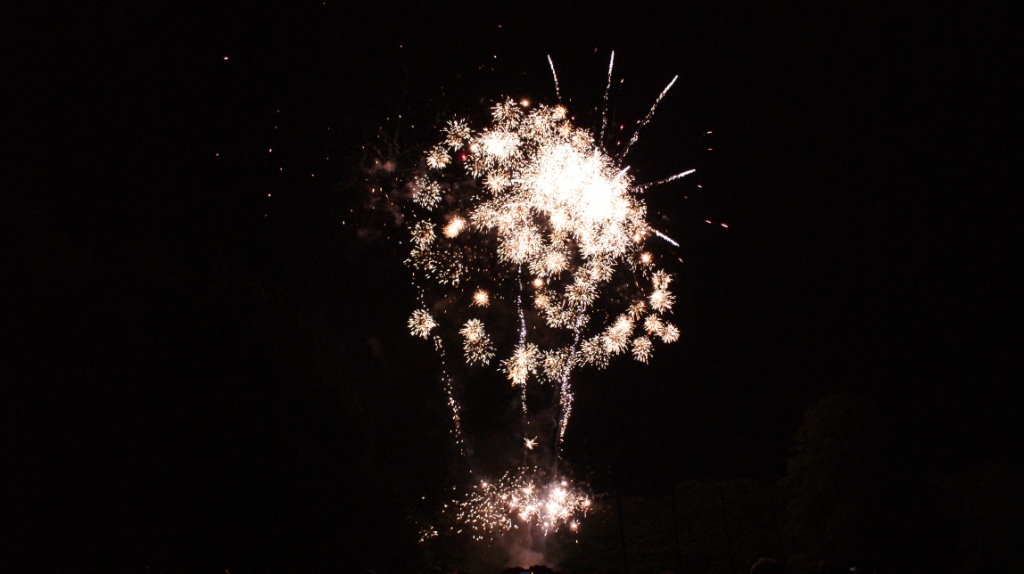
left=4, top=3, right=1016, bottom=572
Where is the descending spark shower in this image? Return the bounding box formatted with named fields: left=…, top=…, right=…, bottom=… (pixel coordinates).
left=397, top=53, right=692, bottom=541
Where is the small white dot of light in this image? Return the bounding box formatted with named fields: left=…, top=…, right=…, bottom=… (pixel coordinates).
left=532, top=278, right=544, bottom=288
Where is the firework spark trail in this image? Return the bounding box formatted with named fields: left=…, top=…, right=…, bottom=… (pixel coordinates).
left=409, top=269, right=469, bottom=454
left=599, top=51, right=615, bottom=144
left=547, top=55, right=562, bottom=104
left=558, top=373, right=573, bottom=445
left=636, top=168, right=697, bottom=193
left=556, top=314, right=587, bottom=449
left=432, top=335, right=467, bottom=455
left=517, top=268, right=529, bottom=417
left=621, top=74, right=679, bottom=159
left=651, top=228, right=681, bottom=247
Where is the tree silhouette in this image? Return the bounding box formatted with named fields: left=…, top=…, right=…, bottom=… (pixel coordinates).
left=783, top=391, right=888, bottom=565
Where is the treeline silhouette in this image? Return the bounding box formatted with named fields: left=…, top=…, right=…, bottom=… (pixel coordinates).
left=416, top=392, right=1022, bottom=574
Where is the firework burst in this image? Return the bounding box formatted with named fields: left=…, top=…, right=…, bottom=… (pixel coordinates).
left=390, top=53, right=693, bottom=538
left=427, top=466, right=592, bottom=541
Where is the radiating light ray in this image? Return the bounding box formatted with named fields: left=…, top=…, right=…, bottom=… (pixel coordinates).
left=547, top=54, right=562, bottom=104
left=621, top=74, right=678, bottom=159
left=636, top=168, right=696, bottom=193
left=651, top=228, right=681, bottom=247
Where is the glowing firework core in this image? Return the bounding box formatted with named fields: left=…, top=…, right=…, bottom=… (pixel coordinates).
left=467, top=104, right=646, bottom=268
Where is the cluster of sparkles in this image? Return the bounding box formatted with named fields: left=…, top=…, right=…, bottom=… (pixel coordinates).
left=459, top=319, right=496, bottom=365
left=408, top=308, right=438, bottom=339
left=406, top=99, right=683, bottom=393
left=448, top=467, right=591, bottom=540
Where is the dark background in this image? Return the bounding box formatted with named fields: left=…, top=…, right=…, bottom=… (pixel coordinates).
left=3, top=2, right=1017, bottom=572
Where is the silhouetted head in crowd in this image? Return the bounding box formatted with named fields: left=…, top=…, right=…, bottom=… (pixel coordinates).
left=750, top=556, right=784, bottom=574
